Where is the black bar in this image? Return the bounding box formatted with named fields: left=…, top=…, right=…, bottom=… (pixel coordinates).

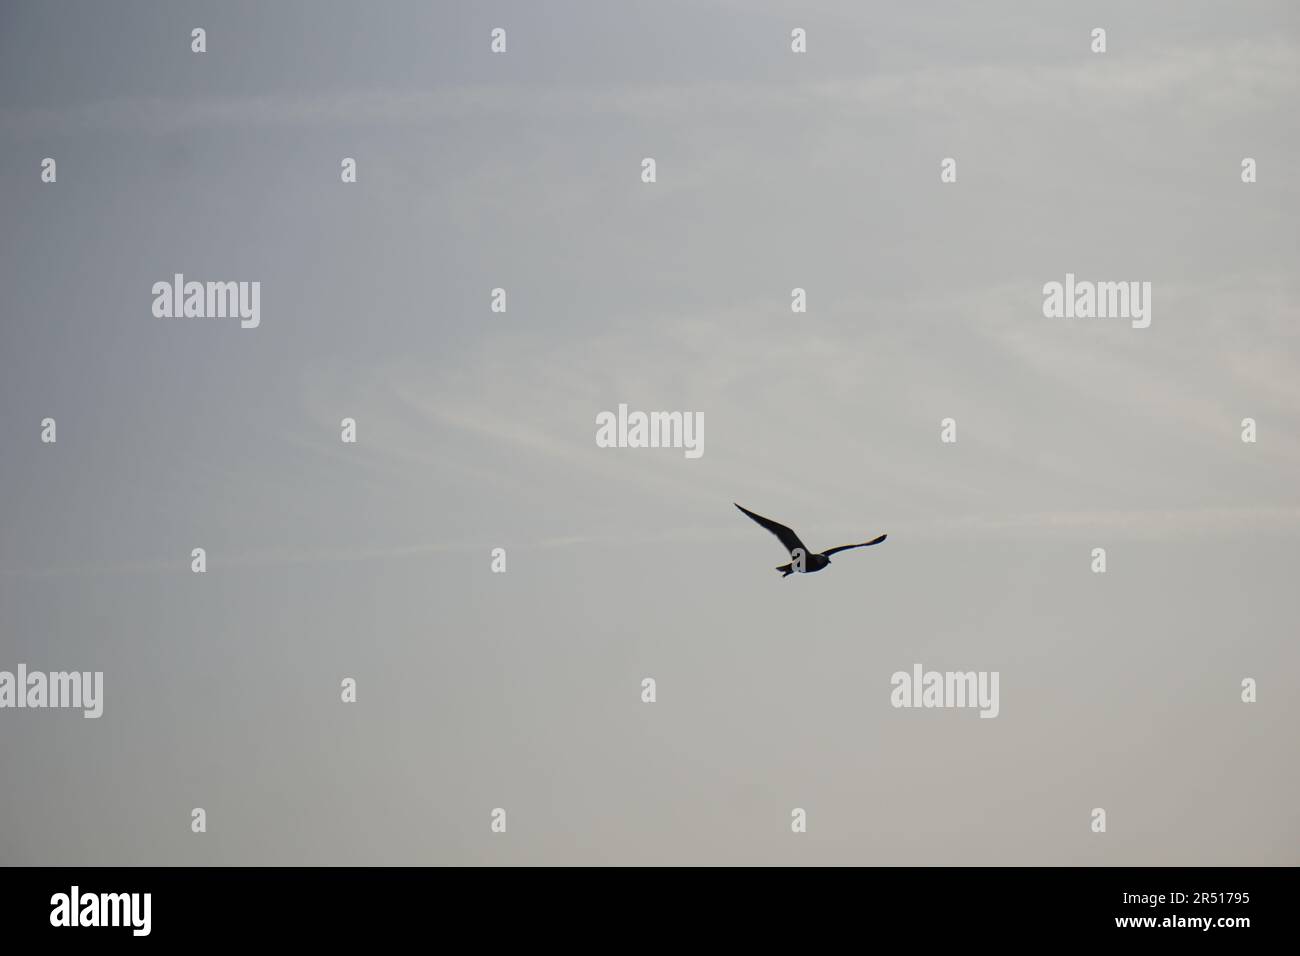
left=1, top=866, right=1289, bottom=942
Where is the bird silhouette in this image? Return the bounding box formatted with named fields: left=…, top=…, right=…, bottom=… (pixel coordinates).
left=734, top=503, right=886, bottom=577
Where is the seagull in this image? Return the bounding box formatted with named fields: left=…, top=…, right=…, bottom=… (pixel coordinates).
left=734, top=503, right=887, bottom=577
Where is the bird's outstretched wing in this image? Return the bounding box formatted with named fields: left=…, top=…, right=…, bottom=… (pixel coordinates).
left=735, top=503, right=808, bottom=557
left=822, top=534, right=887, bottom=557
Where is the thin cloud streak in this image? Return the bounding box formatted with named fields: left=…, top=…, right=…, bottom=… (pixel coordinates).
left=3, top=39, right=1295, bottom=139
left=7, top=504, right=1297, bottom=580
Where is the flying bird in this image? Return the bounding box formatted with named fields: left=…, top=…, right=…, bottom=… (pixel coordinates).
left=734, top=503, right=887, bottom=577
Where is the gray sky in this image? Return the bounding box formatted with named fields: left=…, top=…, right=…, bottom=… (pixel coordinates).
left=1, top=0, right=1297, bottom=865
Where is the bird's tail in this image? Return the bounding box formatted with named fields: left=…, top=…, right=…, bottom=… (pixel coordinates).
left=775, top=563, right=794, bottom=578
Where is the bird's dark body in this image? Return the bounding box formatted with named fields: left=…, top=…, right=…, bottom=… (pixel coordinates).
left=734, top=503, right=886, bottom=578
left=775, top=552, right=831, bottom=576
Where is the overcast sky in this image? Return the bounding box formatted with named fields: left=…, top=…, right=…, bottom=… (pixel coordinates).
left=1, top=0, right=1297, bottom=865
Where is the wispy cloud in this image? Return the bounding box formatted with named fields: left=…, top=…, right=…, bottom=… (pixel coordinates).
left=4, top=39, right=1294, bottom=139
